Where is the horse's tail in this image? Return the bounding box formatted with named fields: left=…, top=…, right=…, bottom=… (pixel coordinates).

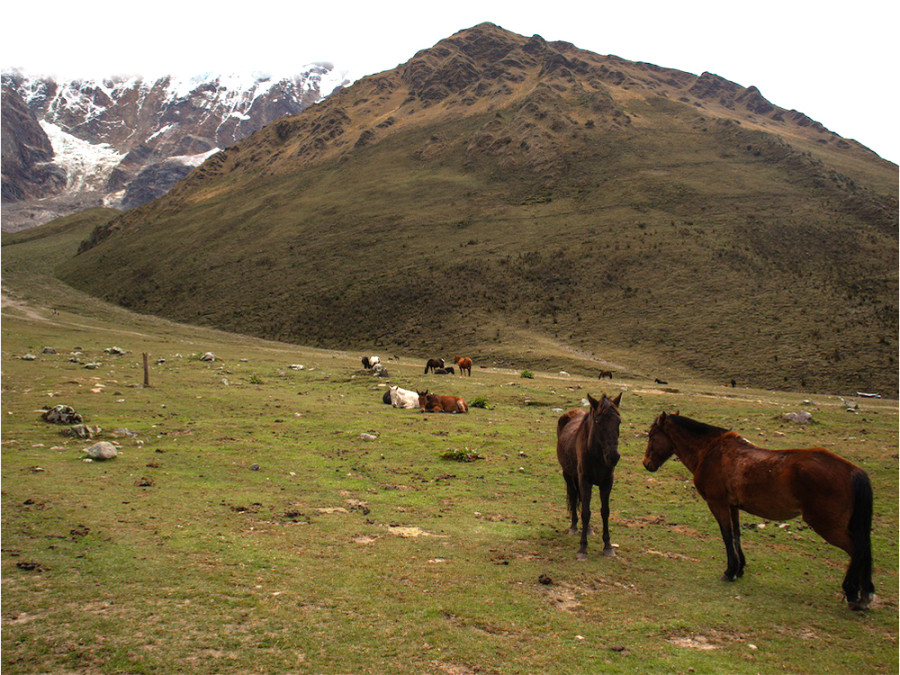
left=424, top=363, right=429, bottom=374
left=845, top=468, right=874, bottom=608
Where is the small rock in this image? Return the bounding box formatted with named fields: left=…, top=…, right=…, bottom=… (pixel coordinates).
left=360, top=433, right=378, bottom=441
left=538, top=574, right=553, bottom=585
left=288, top=364, right=305, bottom=371
left=83, top=442, right=118, bottom=460
left=42, top=347, right=57, bottom=354
left=782, top=411, right=813, bottom=424
left=21, top=353, right=37, bottom=361
left=200, top=352, right=216, bottom=362
left=250, top=464, right=260, bottom=471
left=42, top=405, right=83, bottom=424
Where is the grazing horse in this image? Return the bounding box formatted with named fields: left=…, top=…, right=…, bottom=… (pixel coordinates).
left=417, top=391, right=468, bottom=413
left=556, top=393, right=623, bottom=560
left=598, top=370, right=613, bottom=379
left=454, top=356, right=473, bottom=376
left=424, top=358, right=445, bottom=374
left=643, top=412, right=874, bottom=610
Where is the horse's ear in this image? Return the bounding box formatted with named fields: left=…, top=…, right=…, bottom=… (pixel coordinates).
left=674, top=410, right=679, bottom=416
left=612, top=393, right=622, bottom=408
left=587, top=393, right=598, bottom=408
left=659, top=412, right=667, bottom=423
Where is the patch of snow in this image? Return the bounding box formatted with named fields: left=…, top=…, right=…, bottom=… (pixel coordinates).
left=147, top=124, right=175, bottom=143
left=170, top=148, right=221, bottom=167
left=39, top=121, right=124, bottom=192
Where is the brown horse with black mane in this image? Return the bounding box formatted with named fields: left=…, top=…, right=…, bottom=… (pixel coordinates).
left=556, top=393, right=622, bottom=560
left=643, top=412, right=874, bottom=610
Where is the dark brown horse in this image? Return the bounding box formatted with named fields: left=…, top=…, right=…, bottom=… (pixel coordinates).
left=643, top=412, right=874, bottom=610
left=556, top=393, right=622, bottom=560
left=598, top=370, right=613, bottom=379
left=454, top=356, right=473, bottom=376
left=417, top=391, right=468, bottom=413
left=424, top=358, right=445, bottom=374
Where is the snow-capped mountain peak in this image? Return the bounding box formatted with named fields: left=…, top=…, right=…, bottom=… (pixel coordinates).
left=2, top=64, right=354, bottom=230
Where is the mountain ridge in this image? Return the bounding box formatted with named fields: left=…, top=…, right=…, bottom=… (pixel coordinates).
left=1, top=65, right=352, bottom=230
left=48, top=23, right=899, bottom=395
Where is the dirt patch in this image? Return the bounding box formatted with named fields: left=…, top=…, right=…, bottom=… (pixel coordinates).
left=668, top=635, right=718, bottom=650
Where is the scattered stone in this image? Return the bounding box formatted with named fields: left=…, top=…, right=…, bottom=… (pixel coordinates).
left=60, top=424, right=101, bottom=439
left=104, top=346, right=129, bottom=355
left=538, top=573, right=553, bottom=585
left=250, top=464, right=260, bottom=471
left=16, top=561, right=48, bottom=572
left=782, top=411, right=813, bottom=424
left=559, top=371, right=570, bottom=377
left=21, top=353, right=37, bottom=361
left=200, top=352, right=216, bottom=362
left=113, top=428, right=138, bottom=437
left=156, top=358, right=166, bottom=365
left=84, top=362, right=102, bottom=369
left=83, top=441, right=118, bottom=460
left=135, top=477, right=154, bottom=487
left=360, top=433, right=378, bottom=441
left=42, top=405, right=83, bottom=424
left=41, top=347, right=57, bottom=354
left=288, top=364, right=305, bottom=371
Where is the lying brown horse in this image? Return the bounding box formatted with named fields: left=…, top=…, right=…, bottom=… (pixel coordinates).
left=454, top=356, right=473, bottom=376
left=643, top=412, right=874, bottom=610
left=556, top=393, right=622, bottom=560
left=417, top=390, right=468, bottom=414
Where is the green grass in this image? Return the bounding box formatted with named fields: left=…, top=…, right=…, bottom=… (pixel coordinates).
left=2, top=259, right=897, bottom=673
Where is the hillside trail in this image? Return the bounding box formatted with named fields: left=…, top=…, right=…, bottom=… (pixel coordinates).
left=1, top=286, right=155, bottom=340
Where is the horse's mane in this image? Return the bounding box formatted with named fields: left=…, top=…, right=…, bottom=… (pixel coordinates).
left=668, top=414, right=729, bottom=438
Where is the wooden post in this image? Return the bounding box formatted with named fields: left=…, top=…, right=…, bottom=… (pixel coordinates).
left=143, top=352, right=150, bottom=387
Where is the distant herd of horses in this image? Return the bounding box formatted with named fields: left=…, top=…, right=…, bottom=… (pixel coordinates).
left=367, top=355, right=876, bottom=611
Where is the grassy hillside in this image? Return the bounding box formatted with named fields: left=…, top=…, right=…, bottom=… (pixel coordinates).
left=43, top=24, right=899, bottom=396
left=2, top=237, right=897, bottom=673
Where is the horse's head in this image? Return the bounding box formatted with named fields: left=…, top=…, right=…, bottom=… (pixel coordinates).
left=417, top=390, right=429, bottom=409
left=643, top=412, right=675, bottom=471
left=587, top=393, right=622, bottom=467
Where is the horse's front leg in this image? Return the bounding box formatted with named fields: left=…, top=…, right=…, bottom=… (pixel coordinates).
left=710, top=502, right=741, bottom=581
left=730, top=506, right=745, bottom=577
left=577, top=476, right=593, bottom=560
left=599, top=475, right=615, bottom=556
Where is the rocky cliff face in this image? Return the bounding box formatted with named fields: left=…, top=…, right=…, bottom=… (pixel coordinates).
left=1, top=66, right=351, bottom=230
left=1, top=87, right=67, bottom=202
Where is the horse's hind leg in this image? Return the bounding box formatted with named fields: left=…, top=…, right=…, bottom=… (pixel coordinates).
left=599, top=474, right=615, bottom=556
left=564, top=474, right=579, bottom=535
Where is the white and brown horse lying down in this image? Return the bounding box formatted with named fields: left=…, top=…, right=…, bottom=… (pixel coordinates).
left=389, top=386, right=420, bottom=409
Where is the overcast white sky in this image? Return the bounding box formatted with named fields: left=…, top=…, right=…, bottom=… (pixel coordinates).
left=3, top=0, right=898, bottom=163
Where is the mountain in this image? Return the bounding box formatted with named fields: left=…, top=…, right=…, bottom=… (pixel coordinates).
left=1, top=66, right=352, bottom=231
left=52, top=23, right=898, bottom=395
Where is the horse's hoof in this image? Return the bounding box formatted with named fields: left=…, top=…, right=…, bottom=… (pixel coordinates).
left=720, top=573, right=737, bottom=582
left=848, top=596, right=872, bottom=611
left=567, top=527, right=578, bottom=536
left=576, top=551, right=588, bottom=561
left=603, top=547, right=616, bottom=557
